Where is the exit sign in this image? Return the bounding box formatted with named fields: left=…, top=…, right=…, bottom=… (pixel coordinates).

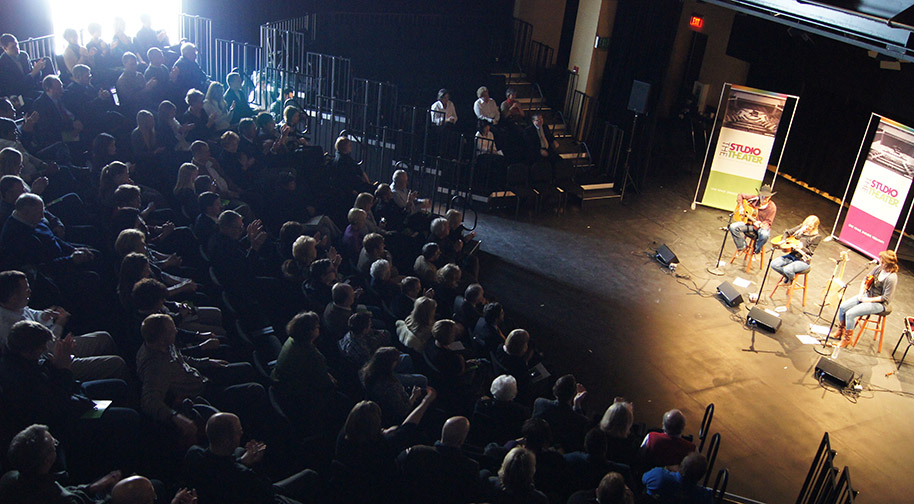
left=689, top=15, right=704, bottom=30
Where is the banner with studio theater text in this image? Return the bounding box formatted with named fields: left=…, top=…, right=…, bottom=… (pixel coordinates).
left=698, top=85, right=792, bottom=210
left=839, top=115, right=914, bottom=258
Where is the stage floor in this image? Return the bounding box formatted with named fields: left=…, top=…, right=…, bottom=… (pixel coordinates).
left=472, top=173, right=914, bottom=502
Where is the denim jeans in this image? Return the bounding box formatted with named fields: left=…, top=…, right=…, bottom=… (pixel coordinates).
left=771, top=254, right=810, bottom=282
left=838, top=296, right=885, bottom=330
left=729, top=221, right=769, bottom=253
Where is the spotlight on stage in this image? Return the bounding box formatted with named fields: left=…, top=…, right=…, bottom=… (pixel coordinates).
left=49, top=1, right=182, bottom=54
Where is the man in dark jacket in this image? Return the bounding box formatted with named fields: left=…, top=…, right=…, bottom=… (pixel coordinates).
left=0, top=34, right=46, bottom=99
left=396, top=416, right=481, bottom=504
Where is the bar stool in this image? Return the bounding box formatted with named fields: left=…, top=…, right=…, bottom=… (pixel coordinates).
left=769, top=271, right=808, bottom=308
left=852, top=309, right=890, bottom=353
left=891, top=316, right=914, bottom=368
left=730, top=236, right=764, bottom=273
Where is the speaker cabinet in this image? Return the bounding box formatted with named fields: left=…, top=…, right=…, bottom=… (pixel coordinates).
left=815, top=357, right=855, bottom=389
left=627, top=80, right=651, bottom=114
left=747, top=306, right=782, bottom=332
left=716, top=282, right=743, bottom=307
left=656, top=244, right=679, bottom=266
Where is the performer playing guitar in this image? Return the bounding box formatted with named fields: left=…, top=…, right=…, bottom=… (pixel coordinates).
left=729, top=184, right=777, bottom=255
left=770, top=215, right=821, bottom=285
left=836, top=250, right=899, bottom=348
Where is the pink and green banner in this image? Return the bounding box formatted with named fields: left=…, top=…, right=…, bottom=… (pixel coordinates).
left=838, top=115, right=914, bottom=258
left=696, top=85, right=793, bottom=211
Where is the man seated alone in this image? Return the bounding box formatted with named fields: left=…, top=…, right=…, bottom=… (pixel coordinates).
left=640, top=408, right=696, bottom=469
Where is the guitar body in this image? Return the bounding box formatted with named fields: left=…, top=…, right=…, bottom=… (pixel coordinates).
left=770, top=234, right=809, bottom=259
left=735, top=200, right=759, bottom=226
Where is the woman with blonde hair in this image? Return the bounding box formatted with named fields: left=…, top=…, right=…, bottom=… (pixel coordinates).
left=203, top=81, right=231, bottom=132
left=771, top=214, right=822, bottom=286
left=599, top=400, right=639, bottom=467
left=837, top=249, right=899, bottom=347
left=490, top=446, right=548, bottom=504
left=397, top=296, right=437, bottom=351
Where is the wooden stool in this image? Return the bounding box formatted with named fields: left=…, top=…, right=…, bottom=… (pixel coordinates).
left=852, top=312, right=888, bottom=353
left=769, top=271, right=808, bottom=308
left=730, top=237, right=764, bottom=273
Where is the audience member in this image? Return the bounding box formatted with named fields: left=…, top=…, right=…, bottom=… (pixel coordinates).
left=0, top=34, right=47, bottom=99
left=640, top=409, right=696, bottom=469
left=471, top=374, right=529, bottom=445
left=487, top=446, right=549, bottom=504
left=396, top=296, right=436, bottom=352
left=360, top=346, right=427, bottom=427
left=600, top=400, right=640, bottom=468
left=642, top=452, right=713, bottom=504
left=532, top=374, right=589, bottom=453
left=397, top=416, right=481, bottom=503
left=473, top=86, right=500, bottom=125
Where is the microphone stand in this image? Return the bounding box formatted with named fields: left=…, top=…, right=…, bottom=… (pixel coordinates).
left=814, top=262, right=873, bottom=356
left=708, top=213, right=734, bottom=276
left=813, top=255, right=846, bottom=320
left=752, top=242, right=775, bottom=305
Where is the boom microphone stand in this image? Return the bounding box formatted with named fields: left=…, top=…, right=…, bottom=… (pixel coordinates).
left=708, top=213, right=734, bottom=276
left=814, top=261, right=873, bottom=355
left=752, top=243, right=775, bottom=305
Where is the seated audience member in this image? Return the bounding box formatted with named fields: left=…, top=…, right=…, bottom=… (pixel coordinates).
left=391, top=169, right=430, bottom=218
left=500, top=87, right=525, bottom=123
left=430, top=88, right=457, bottom=126
left=115, top=52, right=148, bottom=116
left=110, top=475, right=198, bottom=504
left=424, top=319, right=479, bottom=395
left=136, top=314, right=267, bottom=444
left=360, top=346, right=428, bottom=427
left=0, top=321, right=138, bottom=472
left=184, top=412, right=319, bottom=504
left=493, top=329, right=533, bottom=399
left=373, top=183, right=408, bottom=232
left=63, top=64, right=115, bottom=135
left=354, top=192, right=383, bottom=234
left=413, top=243, right=440, bottom=288
left=193, top=191, right=222, bottom=247
left=533, top=374, right=589, bottom=453
left=117, top=252, right=197, bottom=310
left=280, top=106, right=309, bottom=144
left=397, top=416, right=482, bottom=504
left=144, top=47, right=176, bottom=106
left=110, top=17, right=139, bottom=65
left=172, top=162, right=199, bottom=218
left=282, top=234, right=317, bottom=282
left=471, top=374, right=530, bottom=445
left=0, top=270, right=126, bottom=380
left=333, top=392, right=437, bottom=502
left=390, top=276, right=429, bottom=322
left=157, top=100, right=191, bottom=153
left=131, top=277, right=224, bottom=337
left=338, top=311, right=391, bottom=368
left=0, top=424, right=124, bottom=504
left=271, top=87, right=297, bottom=121
left=434, top=263, right=462, bottom=318
left=642, top=452, right=713, bottom=504
left=224, top=72, right=254, bottom=124
left=329, top=136, right=371, bottom=202
left=341, top=208, right=368, bottom=261
left=303, top=258, right=336, bottom=313
left=524, top=112, right=560, bottom=164
left=181, top=89, right=215, bottom=143
left=237, top=117, right=260, bottom=158
left=396, top=296, right=436, bottom=352
left=62, top=28, right=93, bottom=74
left=0, top=33, right=47, bottom=99
left=271, top=311, right=346, bottom=432
left=203, top=82, right=231, bottom=133
left=641, top=408, right=696, bottom=469
left=358, top=233, right=394, bottom=276
left=476, top=120, right=503, bottom=156
left=131, top=110, right=162, bottom=170
left=0, top=123, right=57, bottom=190
left=453, top=283, right=485, bottom=331
left=32, top=75, right=83, bottom=151
left=565, top=429, right=636, bottom=494
left=207, top=210, right=270, bottom=296
left=85, top=23, right=112, bottom=76
left=473, top=302, right=505, bottom=356
left=172, top=42, right=209, bottom=97
left=600, top=400, right=640, bottom=468
left=487, top=446, right=549, bottom=504
left=474, top=86, right=500, bottom=125
left=566, top=472, right=635, bottom=504
left=323, top=282, right=358, bottom=343
left=513, top=417, right=568, bottom=502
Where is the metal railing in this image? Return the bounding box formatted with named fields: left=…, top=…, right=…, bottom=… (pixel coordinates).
left=307, top=52, right=351, bottom=100
left=213, top=39, right=262, bottom=90
left=565, top=89, right=597, bottom=143
left=352, top=78, right=398, bottom=129
left=263, top=15, right=317, bottom=40
left=796, top=433, right=857, bottom=504
left=256, top=66, right=325, bottom=113
left=512, top=18, right=533, bottom=72
left=18, top=35, right=58, bottom=75
left=260, top=25, right=312, bottom=74
left=180, top=14, right=214, bottom=77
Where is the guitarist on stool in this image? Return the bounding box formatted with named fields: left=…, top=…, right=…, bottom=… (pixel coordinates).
left=836, top=250, right=899, bottom=348
left=729, top=184, right=777, bottom=255
left=771, top=215, right=821, bottom=285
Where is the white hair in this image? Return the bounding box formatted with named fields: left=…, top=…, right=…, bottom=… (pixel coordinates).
left=370, top=259, right=391, bottom=281
left=490, top=374, right=518, bottom=402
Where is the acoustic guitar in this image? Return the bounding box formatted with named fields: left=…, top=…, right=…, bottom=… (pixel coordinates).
left=735, top=199, right=760, bottom=226
left=770, top=234, right=811, bottom=260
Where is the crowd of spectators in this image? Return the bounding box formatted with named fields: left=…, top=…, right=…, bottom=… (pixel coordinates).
left=0, top=19, right=717, bottom=504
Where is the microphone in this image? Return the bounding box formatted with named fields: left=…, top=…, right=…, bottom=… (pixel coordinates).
left=868, top=258, right=879, bottom=264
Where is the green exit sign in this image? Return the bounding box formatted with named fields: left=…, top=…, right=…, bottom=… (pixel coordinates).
left=594, top=36, right=611, bottom=50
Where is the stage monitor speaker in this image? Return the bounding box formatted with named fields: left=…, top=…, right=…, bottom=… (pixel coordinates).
left=627, top=80, right=651, bottom=114
left=656, top=244, right=679, bottom=266
left=747, top=306, right=781, bottom=332
left=716, top=282, right=742, bottom=307
left=814, top=357, right=855, bottom=389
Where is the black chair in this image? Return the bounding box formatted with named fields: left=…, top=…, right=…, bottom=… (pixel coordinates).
left=892, top=316, right=914, bottom=368
left=505, top=163, right=534, bottom=220
left=553, top=159, right=579, bottom=213
left=529, top=160, right=560, bottom=213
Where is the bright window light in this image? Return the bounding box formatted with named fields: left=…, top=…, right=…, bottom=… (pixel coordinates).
left=49, top=0, right=182, bottom=54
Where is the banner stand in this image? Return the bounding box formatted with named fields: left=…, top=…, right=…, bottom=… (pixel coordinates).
left=829, top=114, right=879, bottom=240
left=691, top=85, right=729, bottom=211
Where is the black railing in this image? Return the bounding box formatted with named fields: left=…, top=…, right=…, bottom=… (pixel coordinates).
left=213, top=39, right=262, bottom=94
left=180, top=14, right=213, bottom=77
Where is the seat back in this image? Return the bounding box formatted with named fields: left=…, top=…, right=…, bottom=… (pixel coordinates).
left=530, top=160, right=553, bottom=184
left=505, top=163, right=529, bottom=187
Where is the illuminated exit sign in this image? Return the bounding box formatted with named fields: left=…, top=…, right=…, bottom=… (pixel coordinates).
left=689, top=15, right=704, bottom=30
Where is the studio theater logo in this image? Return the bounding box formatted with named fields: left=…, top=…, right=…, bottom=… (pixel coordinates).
left=863, top=177, right=901, bottom=207
left=719, top=142, right=764, bottom=164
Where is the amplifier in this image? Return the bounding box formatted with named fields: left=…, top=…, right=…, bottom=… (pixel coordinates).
left=814, top=357, right=856, bottom=389
left=747, top=306, right=781, bottom=332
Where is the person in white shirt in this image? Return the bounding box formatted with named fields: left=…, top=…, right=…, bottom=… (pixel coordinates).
left=475, top=120, right=502, bottom=156
left=430, top=88, right=457, bottom=126
left=473, top=86, right=499, bottom=125
left=202, top=81, right=231, bottom=133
